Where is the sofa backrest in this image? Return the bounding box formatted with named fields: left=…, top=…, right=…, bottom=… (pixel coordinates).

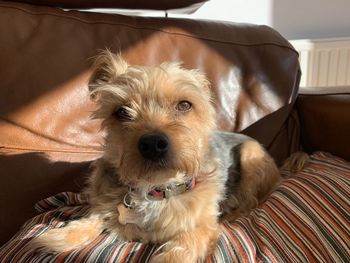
left=0, top=1, right=300, bottom=245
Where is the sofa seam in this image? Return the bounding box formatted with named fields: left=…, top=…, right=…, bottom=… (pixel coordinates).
left=0, top=145, right=103, bottom=154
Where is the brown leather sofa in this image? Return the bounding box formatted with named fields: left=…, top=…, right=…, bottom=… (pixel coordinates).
left=0, top=0, right=349, bottom=247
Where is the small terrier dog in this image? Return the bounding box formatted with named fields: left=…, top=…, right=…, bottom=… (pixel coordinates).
left=31, top=51, right=280, bottom=262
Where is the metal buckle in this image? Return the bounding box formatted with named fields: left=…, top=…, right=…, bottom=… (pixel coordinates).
left=123, top=190, right=136, bottom=209
left=164, top=183, right=187, bottom=198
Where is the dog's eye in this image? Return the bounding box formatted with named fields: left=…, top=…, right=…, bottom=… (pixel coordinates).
left=176, top=100, right=192, bottom=112
left=114, top=106, right=132, bottom=121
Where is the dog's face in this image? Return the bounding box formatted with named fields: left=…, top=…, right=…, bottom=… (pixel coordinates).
left=89, top=52, right=216, bottom=185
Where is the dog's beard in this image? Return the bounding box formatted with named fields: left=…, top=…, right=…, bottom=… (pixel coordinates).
left=116, top=148, right=201, bottom=186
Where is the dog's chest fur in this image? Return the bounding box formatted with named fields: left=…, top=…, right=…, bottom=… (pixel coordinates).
left=89, top=166, right=224, bottom=243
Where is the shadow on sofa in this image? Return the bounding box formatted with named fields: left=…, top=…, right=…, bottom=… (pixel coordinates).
left=0, top=152, right=91, bottom=244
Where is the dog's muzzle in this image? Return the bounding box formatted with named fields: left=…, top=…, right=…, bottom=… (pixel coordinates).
left=138, top=133, right=169, bottom=161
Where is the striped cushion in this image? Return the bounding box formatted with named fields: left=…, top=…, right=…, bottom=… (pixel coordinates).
left=0, top=152, right=349, bottom=262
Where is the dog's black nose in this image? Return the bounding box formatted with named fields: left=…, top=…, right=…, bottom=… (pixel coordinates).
left=138, top=133, right=169, bottom=161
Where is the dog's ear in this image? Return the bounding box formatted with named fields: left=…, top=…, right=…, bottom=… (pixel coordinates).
left=88, top=50, right=128, bottom=99
left=193, top=70, right=210, bottom=90
left=190, top=69, right=212, bottom=98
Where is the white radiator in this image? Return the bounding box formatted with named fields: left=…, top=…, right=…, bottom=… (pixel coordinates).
left=290, top=38, right=350, bottom=88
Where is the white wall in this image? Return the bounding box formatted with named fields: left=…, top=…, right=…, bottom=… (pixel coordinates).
left=170, top=0, right=350, bottom=40
left=178, top=0, right=274, bottom=26
left=272, top=0, right=350, bottom=40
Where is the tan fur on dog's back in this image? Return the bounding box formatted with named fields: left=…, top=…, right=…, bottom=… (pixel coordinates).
left=239, top=140, right=280, bottom=201
left=220, top=140, right=280, bottom=221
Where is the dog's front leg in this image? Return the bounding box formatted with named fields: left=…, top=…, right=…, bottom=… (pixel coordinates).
left=150, top=223, right=220, bottom=263
left=29, top=213, right=104, bottom=253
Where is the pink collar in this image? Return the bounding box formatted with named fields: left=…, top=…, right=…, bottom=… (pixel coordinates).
left=147, top=178, right=196, bottom=200
left=123, top=178, right=196, bottom=208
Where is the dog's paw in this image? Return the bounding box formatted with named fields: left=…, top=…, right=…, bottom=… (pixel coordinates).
left=28, top=216, right=103, bottom=253
left=29, top=225, right=99, bottom=253
left=150, top=242, right=195, bottom=263
left=29, top=228, right=80, bottom=253
left=150, top=252, right=183, bottom=263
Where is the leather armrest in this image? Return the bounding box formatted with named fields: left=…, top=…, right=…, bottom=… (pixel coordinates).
left=297, top=87, right=350, bottom=160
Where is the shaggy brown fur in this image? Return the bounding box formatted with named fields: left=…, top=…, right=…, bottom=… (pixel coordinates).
left=281, top=152, right=310, bottom=175
left=30, top=51, right=281, bottom=262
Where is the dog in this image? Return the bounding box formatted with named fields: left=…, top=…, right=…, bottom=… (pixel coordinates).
left=30, top=51, right=280, bottom=262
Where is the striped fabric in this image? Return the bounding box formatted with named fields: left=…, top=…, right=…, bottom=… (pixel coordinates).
left=0, top=151, right=349, bottom=262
